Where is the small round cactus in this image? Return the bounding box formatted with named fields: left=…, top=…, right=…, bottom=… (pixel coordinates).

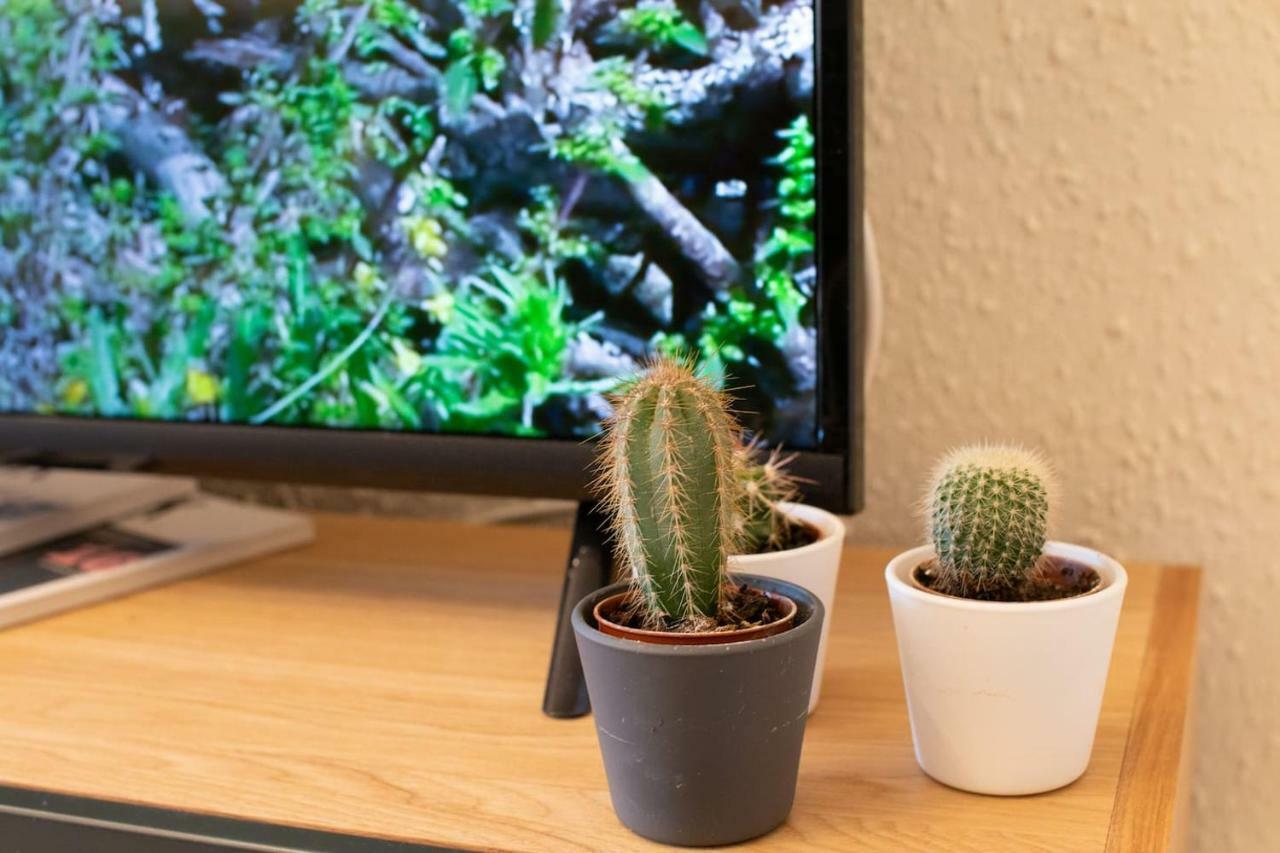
left=736, top=441, right=802, bottom=554
left=924, top=445, right=1055, bottom=597
left=596, top=357, right=742, bottom=623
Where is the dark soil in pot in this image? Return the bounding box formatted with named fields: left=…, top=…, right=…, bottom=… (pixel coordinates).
left=597, top=582, right=793, bottom=636
left=572, top=574, right=823, bottom=847
left=745, top=517, right=821, bottom=555
left=913, top=555, right=1102, bottom=602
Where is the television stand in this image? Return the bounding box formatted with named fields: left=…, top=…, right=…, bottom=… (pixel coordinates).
left=542, top=500, right=614, bottom=718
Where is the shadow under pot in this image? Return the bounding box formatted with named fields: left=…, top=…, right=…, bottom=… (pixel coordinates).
left=571, top=574, right=823, bottom=847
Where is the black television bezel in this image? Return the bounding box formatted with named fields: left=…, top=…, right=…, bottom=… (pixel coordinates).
left=0, top=0, right=863, bottom=513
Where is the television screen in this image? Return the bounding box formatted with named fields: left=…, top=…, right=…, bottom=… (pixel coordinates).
left=0, top=0, right=820, bottom=447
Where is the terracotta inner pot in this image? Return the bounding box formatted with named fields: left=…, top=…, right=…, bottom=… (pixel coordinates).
left=593, top=589, right=797, bottom=645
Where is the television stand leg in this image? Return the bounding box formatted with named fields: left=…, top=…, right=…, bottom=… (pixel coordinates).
left=542, top=500, right=613, bottom=718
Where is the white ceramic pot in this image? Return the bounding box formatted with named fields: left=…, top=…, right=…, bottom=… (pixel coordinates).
left=729, top=502, right=846, bottom=713
left=884, top=542, right=1127, bottom=795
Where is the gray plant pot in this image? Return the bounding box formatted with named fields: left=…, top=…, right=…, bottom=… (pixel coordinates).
left=572, top=574, right=823, bottom=847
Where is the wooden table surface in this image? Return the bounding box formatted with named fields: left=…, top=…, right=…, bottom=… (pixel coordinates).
left=0, top=512, right=1200, bottom=852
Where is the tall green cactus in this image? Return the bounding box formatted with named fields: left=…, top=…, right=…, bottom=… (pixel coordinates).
left=597, top=358, right=742, bottom=622
left=925, top=445, right=1054, bottom=597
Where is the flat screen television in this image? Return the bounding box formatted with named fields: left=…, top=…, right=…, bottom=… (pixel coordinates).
left=0, top=0, right=861, bottom=512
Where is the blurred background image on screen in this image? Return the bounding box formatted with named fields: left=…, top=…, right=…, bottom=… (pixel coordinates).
left=0, top=0, right=819, bottom=446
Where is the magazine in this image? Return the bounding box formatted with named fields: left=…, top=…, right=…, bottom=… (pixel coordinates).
left=0, top=494, right=314, bottom=630
left=0, top=467, right=197, bottom=556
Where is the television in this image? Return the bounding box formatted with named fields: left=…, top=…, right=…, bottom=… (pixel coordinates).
left=0, top=0, right=861, bottom=511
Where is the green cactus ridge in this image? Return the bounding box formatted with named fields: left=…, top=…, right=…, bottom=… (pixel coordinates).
left=597, top=358, right=742, bottom=622
left=926, top=446, right=1054, bottom=596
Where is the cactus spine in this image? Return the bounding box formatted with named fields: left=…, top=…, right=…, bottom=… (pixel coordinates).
left=925, top=445, right=1054, bottom=597
left=737, top=442, right=801, bottom=554
left=597, top=358, right=742, bottom=622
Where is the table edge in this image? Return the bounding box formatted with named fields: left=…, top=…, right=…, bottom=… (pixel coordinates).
left=0, top=783, right=464, bottom=852
left=1105, top=564, right=1202, bottom=853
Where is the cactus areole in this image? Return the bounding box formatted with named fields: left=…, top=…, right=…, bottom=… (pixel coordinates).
left=596, top=359, right=744, bottom=625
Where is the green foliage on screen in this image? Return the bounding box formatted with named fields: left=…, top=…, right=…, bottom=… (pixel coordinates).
left=0, top=0, right=820, bottom=445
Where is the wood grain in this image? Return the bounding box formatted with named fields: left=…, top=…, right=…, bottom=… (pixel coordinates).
left=1105, top=566, right=1202, bottom=853
left=0, top=513, right=1199, bottom=851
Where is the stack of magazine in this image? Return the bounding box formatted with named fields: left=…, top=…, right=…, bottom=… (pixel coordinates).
left=0, top=467, right=314, bottom=630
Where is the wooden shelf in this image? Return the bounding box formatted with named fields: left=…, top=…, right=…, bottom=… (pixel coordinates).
left=0, top=512, right=1200, bottom=851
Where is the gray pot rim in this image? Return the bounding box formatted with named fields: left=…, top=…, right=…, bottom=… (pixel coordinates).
left=572, top=573, right=823, bottom=658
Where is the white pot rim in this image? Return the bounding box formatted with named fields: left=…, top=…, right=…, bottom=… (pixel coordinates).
left=885, top=541, right=1128, bottom=614
left=730, top=502, right=846, bottom=565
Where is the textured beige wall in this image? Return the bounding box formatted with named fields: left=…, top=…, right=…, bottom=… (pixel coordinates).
left=860, top=2, right=1280, bottom=850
